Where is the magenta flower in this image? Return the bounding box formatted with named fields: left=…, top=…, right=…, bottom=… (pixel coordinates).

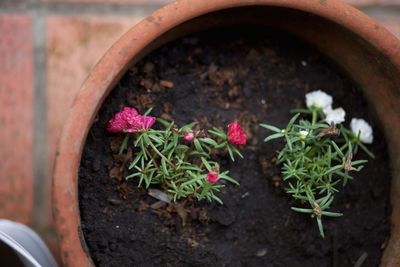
left=107, top=107, right=137, bottom=133
left=227, top=121, right=247, bottom=145
left=206, top=171, right=219, bottom=184
left=183, top=131, right=195, bottom=142
left=126, top=114, right=156, bottom=133
left=107, top=107, right=155, bottom=133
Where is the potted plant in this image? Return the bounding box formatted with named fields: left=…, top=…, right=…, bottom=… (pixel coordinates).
left=52, top=0, right=400, bottom=266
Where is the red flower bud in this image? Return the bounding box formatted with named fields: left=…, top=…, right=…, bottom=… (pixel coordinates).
left=206, top=171, right=219, bottom=184
left=183, top=131, right=195, bottom=142
left=227, top=121, right=247, bottom=145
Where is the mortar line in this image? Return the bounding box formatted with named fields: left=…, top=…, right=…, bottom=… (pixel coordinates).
left=42, top=2, right=164, bottom=16
left=0, top=2, right=165, bottom=16
left=32, top=6, right=49, bottom=233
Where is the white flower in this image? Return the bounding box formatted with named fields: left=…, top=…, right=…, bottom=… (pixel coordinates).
left=325, top=107, right=346, bottom=124
left=350, top=118, right=373, bottom=144
left=299, top=130, right=309, bottom=140
left=305, top=90, right=333, bottom=111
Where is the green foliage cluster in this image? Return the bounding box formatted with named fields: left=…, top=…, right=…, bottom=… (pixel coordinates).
left=121, top=118, right=243, bottom=204
left=261, top=109, right=373, bottom=237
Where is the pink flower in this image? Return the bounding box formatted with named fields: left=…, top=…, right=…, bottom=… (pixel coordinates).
left=183, top=131, right=195, bottom=142
left=227, top=121, right=247, bottom=145
left=206, top=171, right=219, bottom=184
left=107, top=107, right=155, bottom=133
left=107, top=107, right=137, bottom=133
left=126, top=114, right=156, bottom=133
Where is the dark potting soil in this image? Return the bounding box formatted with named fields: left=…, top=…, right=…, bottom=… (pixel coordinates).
left=79, top=28, right=391, bottom=267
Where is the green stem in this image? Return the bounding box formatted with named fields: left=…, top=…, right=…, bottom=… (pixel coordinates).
left=330, top=142, right=350, bottom=159
left=144, top=147, right=159, bottom=169
left=144, top=133, right=175, bottom=167
left=183, top=143, right=194, bottom=163
left=311, top=109, right=317, bottom=126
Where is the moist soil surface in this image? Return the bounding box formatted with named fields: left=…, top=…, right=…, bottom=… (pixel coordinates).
left=79, top=28, right=391, bottom=267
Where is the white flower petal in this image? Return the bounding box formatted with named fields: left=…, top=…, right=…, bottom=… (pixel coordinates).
left=325, top=107, right=346, bottom=124
left=305, top=90, right=333, bottom=110
left=322, top=106, right=332, bottom=115
left=350, top=118, right=373, bottom=144
left=299, top=130, right=309, bottom=140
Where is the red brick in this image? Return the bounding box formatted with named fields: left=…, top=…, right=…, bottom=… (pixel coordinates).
left=0, top=15, right=34, bottom=225
left=46, top=16, right=140, bottom=189
left=346, top=0, right=400, bottom=6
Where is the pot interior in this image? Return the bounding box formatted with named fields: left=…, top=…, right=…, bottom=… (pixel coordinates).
left=79, top=6, right=400, bottom=266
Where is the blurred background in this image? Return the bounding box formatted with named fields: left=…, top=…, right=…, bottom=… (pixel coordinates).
left=0, top=0, right=399, bottom=263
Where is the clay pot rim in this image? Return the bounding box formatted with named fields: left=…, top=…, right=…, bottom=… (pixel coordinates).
left=52, top=1, right=400, bottom=266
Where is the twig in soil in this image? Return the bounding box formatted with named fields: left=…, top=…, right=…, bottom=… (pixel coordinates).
left=241, top=192, right=249, bottom=199
left=354, top=252, right=368, bottom=267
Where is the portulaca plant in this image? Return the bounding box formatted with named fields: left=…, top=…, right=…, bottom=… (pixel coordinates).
left=107, top=107, right=247, bottom=204
left=261, top=90, right=374, bottom=237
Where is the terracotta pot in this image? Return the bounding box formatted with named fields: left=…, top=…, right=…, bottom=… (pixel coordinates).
left=52, top=0, right=400, bottom=266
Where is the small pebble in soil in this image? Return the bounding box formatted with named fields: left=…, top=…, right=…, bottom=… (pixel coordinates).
left=256, top=248, right=267, bottom=257
left=107, top=198, right=122, bottom=206
left=271, top=175, right=281, bottom=187
left=241, top=192, right=249, bottom=199
left=160, top=80, right=174, bottom=89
